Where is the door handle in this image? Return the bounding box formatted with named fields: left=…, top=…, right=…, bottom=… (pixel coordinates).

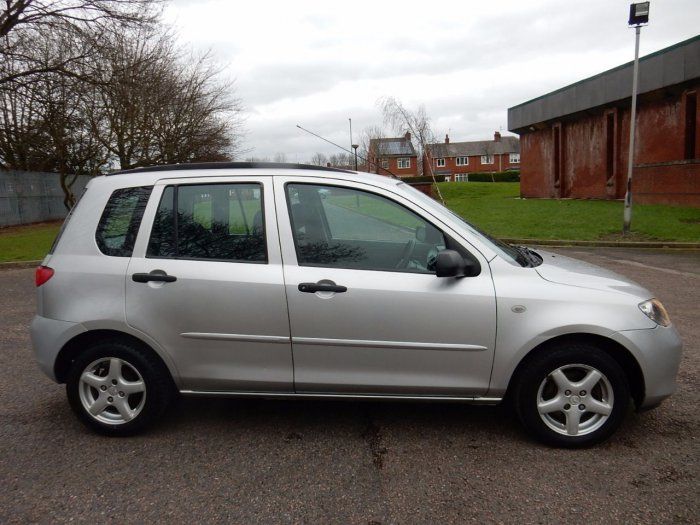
left=298, top=282, right=347, bottom=293
left=132, top=271, right=177, bottom=283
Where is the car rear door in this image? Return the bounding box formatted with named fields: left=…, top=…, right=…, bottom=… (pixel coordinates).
left=126, top=175, right=293, bottom=392
left=273, top=176, right=497, bottom=396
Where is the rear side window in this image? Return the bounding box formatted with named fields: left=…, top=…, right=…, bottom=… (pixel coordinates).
left=95, top=186, right=152, bottom=257
left=147, top=183, right=266, bottom=263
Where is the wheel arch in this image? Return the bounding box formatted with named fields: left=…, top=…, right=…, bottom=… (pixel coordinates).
left=54, top=329, right=179, bottom=389
left=505, top=333, right=645, bottom=408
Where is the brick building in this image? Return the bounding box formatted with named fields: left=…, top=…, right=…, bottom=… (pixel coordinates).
left=368, top=132, right=418, bottom=177
left=508, top=35, right=700, bottom=206
left=424, top=132, right=520, bottom=181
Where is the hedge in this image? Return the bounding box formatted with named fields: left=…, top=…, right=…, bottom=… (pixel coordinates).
left=400, top=171, right=520, bottom=184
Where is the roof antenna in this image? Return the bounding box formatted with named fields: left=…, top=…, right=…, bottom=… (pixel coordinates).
left=296, top=123, right=399, bottom=179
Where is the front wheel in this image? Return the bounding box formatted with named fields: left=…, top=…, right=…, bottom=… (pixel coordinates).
left=513, top=343, right=630, bottom=447
left=66, top=341, right=172, bottom=436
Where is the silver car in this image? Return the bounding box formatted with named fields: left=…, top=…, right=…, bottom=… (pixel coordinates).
left=30, top=163, right=682, bottom=446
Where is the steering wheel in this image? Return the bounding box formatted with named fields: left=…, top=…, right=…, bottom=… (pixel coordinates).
left=395, top=238, right=417, bottom=269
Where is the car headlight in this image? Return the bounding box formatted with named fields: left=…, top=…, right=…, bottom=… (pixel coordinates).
left=638, top=298, right=671, bottom=327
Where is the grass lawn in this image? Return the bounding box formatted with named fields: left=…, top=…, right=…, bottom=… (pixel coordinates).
left=0, top=222, right=62, bottom=262
left=1, top=183, right=698, bottom=262
left=438, top=182, right=700, bottom=242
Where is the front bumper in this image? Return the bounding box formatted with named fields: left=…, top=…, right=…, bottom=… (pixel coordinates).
left=613, top=324, right=683, bottom=409
left=30, top=315, right=86, bottom=382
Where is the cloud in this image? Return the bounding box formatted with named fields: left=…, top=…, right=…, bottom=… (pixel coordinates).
left=164, top=0, right=700, bottom=159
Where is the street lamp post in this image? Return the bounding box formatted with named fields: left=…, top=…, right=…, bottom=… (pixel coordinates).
left=352, top=144, right=359, bottom=170
left=623, top=1, right=650, bottom=235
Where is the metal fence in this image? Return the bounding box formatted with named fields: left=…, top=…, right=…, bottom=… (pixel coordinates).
left=0, top=171, right=93, bottom=227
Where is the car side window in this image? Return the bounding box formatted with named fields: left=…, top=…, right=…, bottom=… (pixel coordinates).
left=147, top=183, right=267, bottom=263
left=96, top=186, right=153, bottom=257
left=286, top=183, right=446, bottom=273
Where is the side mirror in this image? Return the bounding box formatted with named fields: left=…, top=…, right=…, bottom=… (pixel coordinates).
left=435, top=249, right=480, bottom=278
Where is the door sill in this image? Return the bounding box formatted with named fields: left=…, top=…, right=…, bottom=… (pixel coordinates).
left=179, top=390, right=502, bottom=404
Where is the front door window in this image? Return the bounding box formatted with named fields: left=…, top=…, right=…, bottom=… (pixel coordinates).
left=286, top=183, right=446, bottom=273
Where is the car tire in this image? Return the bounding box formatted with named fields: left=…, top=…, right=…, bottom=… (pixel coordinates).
left=512, top=342, right=630, bottom=447
left=66, top=341, right=172, bottom=436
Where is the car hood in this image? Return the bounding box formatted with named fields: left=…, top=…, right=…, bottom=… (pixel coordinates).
left=534, top=249, right=652, bottom=299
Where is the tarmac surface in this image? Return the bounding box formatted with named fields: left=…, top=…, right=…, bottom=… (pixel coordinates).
left=0, top=247, right=697, bottom=523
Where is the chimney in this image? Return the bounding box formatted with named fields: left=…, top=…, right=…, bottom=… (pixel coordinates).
left=404, top=131, right=411, bottom=141
left=445, top=134, right=450, bottom=144
left=494, top=131, right=501, bottom=142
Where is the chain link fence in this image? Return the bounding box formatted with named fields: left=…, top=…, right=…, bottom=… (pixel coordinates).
left=0, top=171, right=92, bottom=227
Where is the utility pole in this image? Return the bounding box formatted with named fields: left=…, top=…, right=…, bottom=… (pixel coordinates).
left=623, top=2, right=650, bottom=235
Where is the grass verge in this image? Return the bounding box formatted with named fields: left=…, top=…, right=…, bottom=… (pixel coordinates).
left=438, top=182, right=700, bottom=242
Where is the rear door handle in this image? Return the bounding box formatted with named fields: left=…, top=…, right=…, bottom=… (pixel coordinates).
left=132, top=271, right=177, bottom=283
left=298, top=282, right=347, bottom=293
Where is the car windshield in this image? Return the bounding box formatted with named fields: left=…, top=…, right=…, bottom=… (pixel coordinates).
left=398, top=182, right=530, bottom=267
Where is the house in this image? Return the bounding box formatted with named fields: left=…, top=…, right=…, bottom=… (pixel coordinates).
left=368, top=132, right=418, bottom=177
left=508, top=35, right=700, bottom=206
left=424, top=132, right=520, bottom=181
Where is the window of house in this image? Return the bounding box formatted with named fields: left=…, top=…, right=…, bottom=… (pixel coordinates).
left=380, top=158, right=389, bottom=169
left=435, top=158, right=445, bottom=167
left=480, top=155, right=494, bottom=165
left=96, top=186, right=153, bottom=257
left=147, top=183, right=266, bottom=262
left=286, top=183, right=446, bottom=273
left=456, top=156, right=468, bottom=166
left=455, top=174, right=469, bottom=182
left=397, top=158, right=411, bottom=169
left=509, top=153, right=520, bottom=164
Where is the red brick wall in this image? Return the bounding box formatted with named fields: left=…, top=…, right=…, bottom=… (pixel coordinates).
left=635, top=161, right=700, bottom=206
left=519, top=82, right=700, bottom=204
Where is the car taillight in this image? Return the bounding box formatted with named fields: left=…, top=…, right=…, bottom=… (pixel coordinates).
left=35, top=266, right=54, bottom=287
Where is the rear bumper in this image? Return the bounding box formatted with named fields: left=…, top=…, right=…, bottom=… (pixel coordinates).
left=30, top=315, right=85, bottom=382
left=613, top=325, right=683, bottom=409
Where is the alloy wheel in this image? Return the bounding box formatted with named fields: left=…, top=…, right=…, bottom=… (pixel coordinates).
left=536, top=363, right=614, bottom=437
left=78, top=357, right=147, bottom=425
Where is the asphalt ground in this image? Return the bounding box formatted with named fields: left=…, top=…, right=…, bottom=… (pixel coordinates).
left=0, top=248, right=697, bottom=524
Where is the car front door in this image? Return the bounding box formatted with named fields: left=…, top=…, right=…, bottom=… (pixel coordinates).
left=126, top=176, right=293, bottom=392
left=274, top=176, right=497, bottom=396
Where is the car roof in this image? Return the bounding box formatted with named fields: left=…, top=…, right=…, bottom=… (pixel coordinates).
left=99, top=161, right=402, bottom=190
left=110, top=161, right=354, bottom=176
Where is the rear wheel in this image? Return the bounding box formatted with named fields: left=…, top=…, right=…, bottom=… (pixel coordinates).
left=513, top=342, right=630, bottom=447
left=66, top=341, right=172, bottom=436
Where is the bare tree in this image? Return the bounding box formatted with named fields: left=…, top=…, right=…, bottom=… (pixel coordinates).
left=359, top=124, right=385, bottom=173
left=328, top=152, right=353, bottom=169
left=90, top=25, right=244, bottom=170
left=0, top=29, right=108, bottom=207
left=309, top=152, right=328, bottom=166
left=379, top=96, right=444, bottom=203
left=1, top=1, right=162, bottom=87
left=273, top=152, right=287, bottom=163
left=1, top=15, right=245, bottom=208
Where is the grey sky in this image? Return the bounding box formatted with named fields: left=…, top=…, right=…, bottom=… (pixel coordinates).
left=164, top=0, right=699, bottom=161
